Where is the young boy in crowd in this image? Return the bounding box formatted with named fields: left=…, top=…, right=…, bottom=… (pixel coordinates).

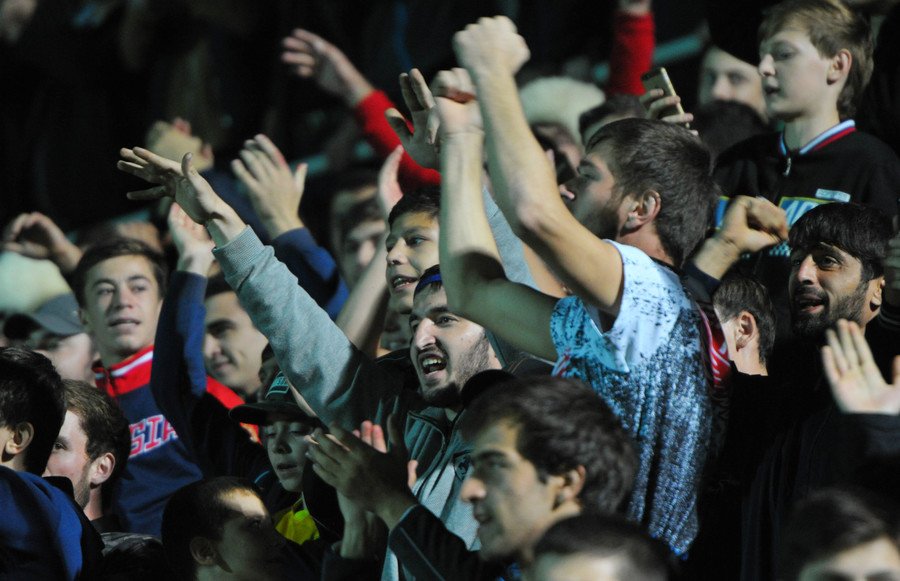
left=714, top=0, right=900, bottom=337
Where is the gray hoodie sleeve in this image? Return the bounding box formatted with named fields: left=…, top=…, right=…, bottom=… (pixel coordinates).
left=213, top=227, right=405, bottom=428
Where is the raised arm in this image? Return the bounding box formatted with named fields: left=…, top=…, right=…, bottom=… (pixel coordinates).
left=232, top=134, right=348, bottom=318
left=117, top=148, right=409, bottom=428
left=454, top=17, right=626, bottom=315
left=433, top=68, right=557, bottom=360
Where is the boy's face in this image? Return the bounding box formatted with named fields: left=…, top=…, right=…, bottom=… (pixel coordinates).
left=204, top=291, right=268, bottom=397
left=262, top=415, right=315, bottom=494
left=80, top=255, right=162, bottom=365
left=385, top=211, right=439, bottom=314
left=758, top=28, right=841, bottom=122
left=44, top=410, right=95, bottom=509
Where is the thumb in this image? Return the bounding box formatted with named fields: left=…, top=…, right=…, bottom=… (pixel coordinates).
left=181, top=152, right=195, bottom=178
left=385, top=109, right=413, bottom=143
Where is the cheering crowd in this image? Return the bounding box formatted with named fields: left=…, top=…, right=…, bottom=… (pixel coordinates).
left=2, top=0, right=900, bottom=579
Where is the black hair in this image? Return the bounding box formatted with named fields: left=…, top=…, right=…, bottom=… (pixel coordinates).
left=713, top=274, right=777, bottom=365
left=780, top=488, right=900, bottom=581
left=578, top=95, right=645, bottom=142
left=387, top=186, right=441, bottom=228
left=71, top=238, right=168, bottom=307
left=203, top=274, right=234, bottom=301
left=586, top=118, right=719, bottom=267
left=693, top=100, right=768, bottom=160
left=161, top=477, right=261, bottom=581
left=413, top=264, right=443, bottom=297
left=534, top=513, right=671, bottom=581
left=337, top=197, right=384, bottom=248
left=0, top=347, right=66, bottom=474
left=460, top=376, right=636, bottom=513
left=62, top=379, right=131, bottom=505
left=789, top=203, right=893, bottom=282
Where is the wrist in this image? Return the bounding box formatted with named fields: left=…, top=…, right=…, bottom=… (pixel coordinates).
left=205, top=205, right=247, bottom=247
left=373, top=489, right=417, bottom=531
left=346, top=76, right=376, bottom=108
left=176, top=251, right=215, bottom=275
left=52, top=243, right=84, bottom=274
left=264, top=215, right=304, bottom=238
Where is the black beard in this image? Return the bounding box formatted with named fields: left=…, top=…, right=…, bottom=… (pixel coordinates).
left=420, top=332, right=494, bottom=408
left=791, top=280, right=870, bottom=340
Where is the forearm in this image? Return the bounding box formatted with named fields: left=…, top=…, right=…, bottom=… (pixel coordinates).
left=689, top=235, right=742, bottom=281
left=213, top=228, right=401, bottom=427
left=206, top=203, right=250, bottom=248
left=439, top=132, right=505, bottom=315
left=336, top=244, right=390, bottom=356
left=472, top=69, right=563, bottom=240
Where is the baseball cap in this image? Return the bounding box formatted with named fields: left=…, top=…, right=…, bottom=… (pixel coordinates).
left=229, top=372, right=320, bottom=426
left=4, top=293, right=84, bottom=340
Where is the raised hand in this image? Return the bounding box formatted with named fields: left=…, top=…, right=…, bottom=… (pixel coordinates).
left=118, top=148, right=227, bottom=227
left=231, top=134, right=307, bottom=237
left=376, top=146, right=405, bottom=220
left=431, top=67, right=483, bottom=138
left=385, top=68, right=441, bottom=170
left=168, top=203, right=214, bottom=274
left=281, top=28, right=374, bottom=107
left=1, top=212, right=83, bottom=273
left=452, top=16, right=530, bottom=77
left=822, top=319, right=900, bottom=415
left=640, top=89, right=695, bottom=129
left=717, top=195, right=788, bottom=255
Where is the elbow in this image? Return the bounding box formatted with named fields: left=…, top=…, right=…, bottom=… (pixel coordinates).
left=508, top=203, right=560, bottom=251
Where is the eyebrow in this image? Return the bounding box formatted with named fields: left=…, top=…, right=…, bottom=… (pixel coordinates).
left=91, top=274, right=152, bottom=288
left=471, top=450, right=507, bottom=464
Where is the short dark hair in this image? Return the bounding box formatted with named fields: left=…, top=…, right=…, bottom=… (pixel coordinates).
left=693, top=100, right=768, bottom=159
left=759, top=0, right=873, bottom=120
left=789, top=203, right=893, bottom=282
left=161, top=477, right=260, bottom=581
left=780, top=488, right=900, bottom=581
left=534, top=513, right=670, bottom=581
left=0, top=347, right=66, bottom=474
left=62, top=379, right=131, bottom=504
left=338, top=197, right=383, bottom=248
left=460, top=376, right=636, bottom=513
left=413, top=264, right=443, bottom=297
left=586, top=119, right=719, bottom=267
left=71, top=238, right=168, bottom=307
left=203, top=275, right=234, bottom=301
left=713, top=274, right=776, bottom=365
left=578, top=95, right=645, bottom=141
left=387, top=186, right=441, bottom=228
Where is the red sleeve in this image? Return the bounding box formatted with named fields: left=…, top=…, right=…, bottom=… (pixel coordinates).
left=606, top=11, right=656, bottom=97
left=353, top=90, right=441, bottom=191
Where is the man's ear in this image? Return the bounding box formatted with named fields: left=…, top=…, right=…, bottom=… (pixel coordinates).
left=89, top=452, right=116, bottom=487
left=553, top=465, right=587, bottom=508
left=734, top=311, right=759, bottom=351
left=4, top=422, right=35, bottom=457
left=189, top=537, right=218, bottom=567
left=628, top=190, right=661, bottom=228
left=827, top=48, right=852, bottom=85
left=869, top=276, right=884, bottom=310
